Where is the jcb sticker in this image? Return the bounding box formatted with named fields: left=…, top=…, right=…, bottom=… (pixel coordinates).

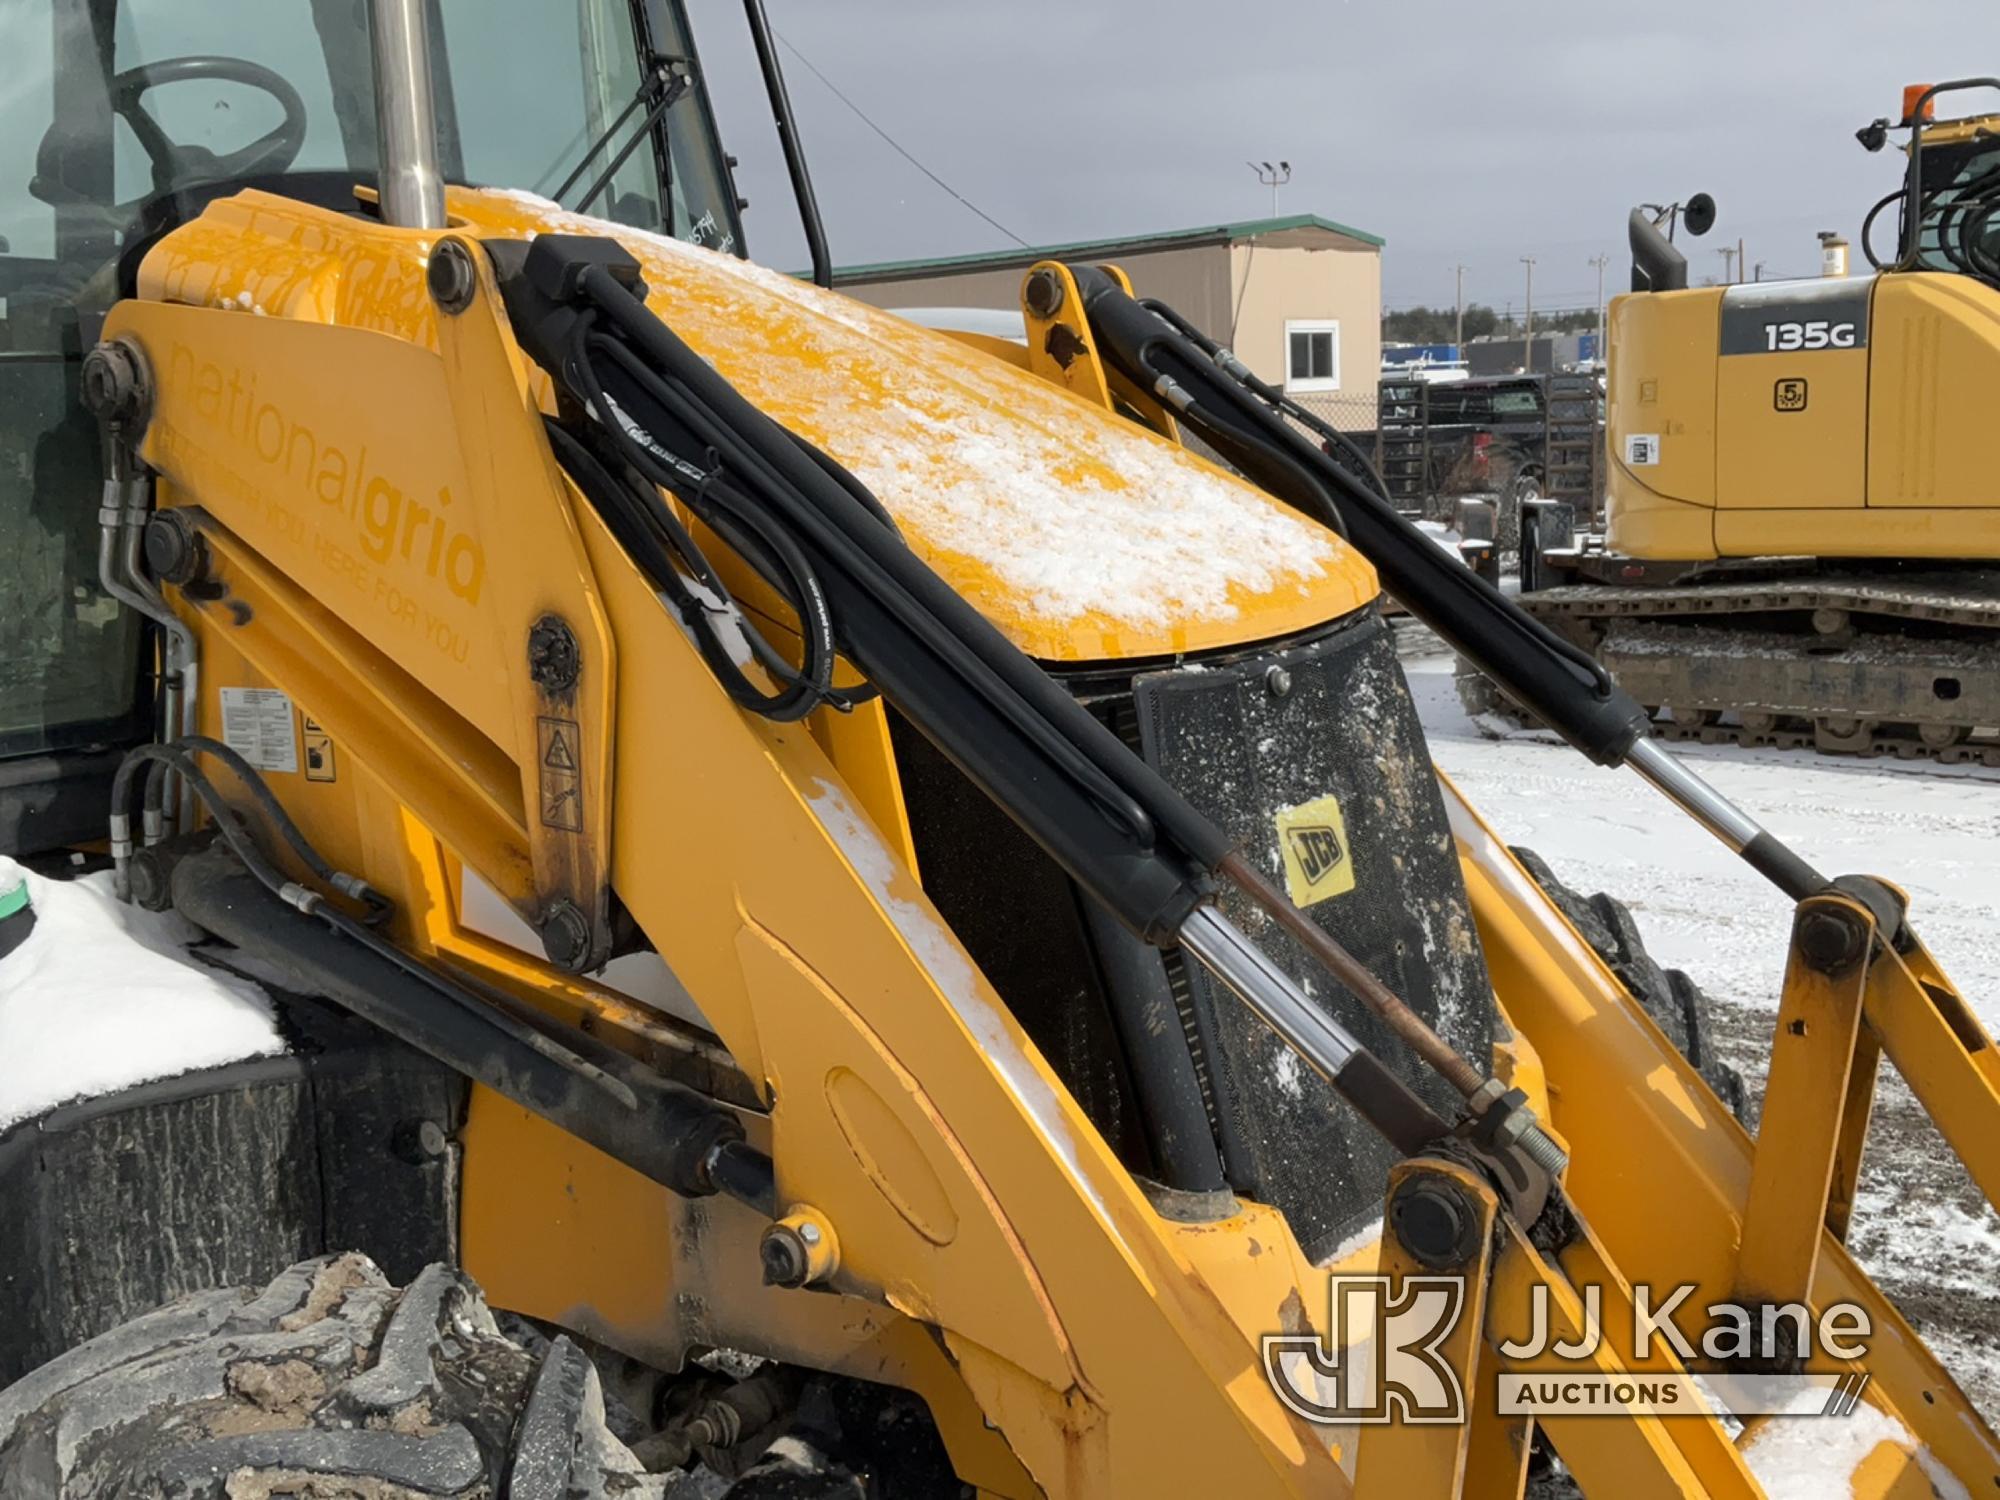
left=1274, top=794, right=1356, bottom=907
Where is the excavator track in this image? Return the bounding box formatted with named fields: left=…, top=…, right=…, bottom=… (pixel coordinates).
left=1482, top=568, right=2000, bottom=767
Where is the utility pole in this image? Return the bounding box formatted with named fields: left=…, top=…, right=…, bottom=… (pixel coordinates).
left=1737, top=235, right=1746, bottom=285
left=1718, top=245, right=1738, bottom=282
left=1247, top=160, right=1292, bottom=217
left=1453, top=264, right=1468, bottom=350
left=1520, top=256, right=1536, bottom=372
left=1753, top=260, right=1767, bottom=282
left=1588, top=253, right=1609, bottom=368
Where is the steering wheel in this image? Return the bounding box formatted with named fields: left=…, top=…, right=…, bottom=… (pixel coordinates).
left=110, top=56, right=309, bottom=194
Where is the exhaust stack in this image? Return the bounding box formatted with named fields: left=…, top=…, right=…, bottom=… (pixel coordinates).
left=370, top=0, right=445, bottom=228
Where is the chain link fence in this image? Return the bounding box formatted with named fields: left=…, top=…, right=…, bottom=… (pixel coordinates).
left=1282, top=389, right=1379, bottom=450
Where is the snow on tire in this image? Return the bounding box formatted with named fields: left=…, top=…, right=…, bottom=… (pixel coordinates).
left=0, top=1253, right=672, bottom=1499
left=1510, top=846, right=1748, bottom=1121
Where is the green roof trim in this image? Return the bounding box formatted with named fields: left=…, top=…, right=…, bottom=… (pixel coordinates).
left=822, top=212, right=1384, bottom=284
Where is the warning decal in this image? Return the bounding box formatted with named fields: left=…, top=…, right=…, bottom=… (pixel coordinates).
left=537, top=716, right=584, bottom=832
left=1274, top=793, right=1357, bottom=908
left=301, top=715, right=338, bottom=783
left=219, top=687, right=299, bottom=774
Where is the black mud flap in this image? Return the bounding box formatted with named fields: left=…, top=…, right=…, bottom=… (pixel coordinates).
left=1134, top=611, right=1492, bottom=1259
left=0, top=990, right=465, bottom=1386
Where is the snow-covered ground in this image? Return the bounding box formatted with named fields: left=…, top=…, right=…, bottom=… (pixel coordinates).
left=0, top=856, right=283, bottom=1131
left=1401, top=628, right=2000, bottom=1417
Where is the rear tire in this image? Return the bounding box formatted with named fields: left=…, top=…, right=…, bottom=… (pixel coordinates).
left=0, top=1253, right=677, bottom=1499
left=1510, top=847, right=1747, bottom=1120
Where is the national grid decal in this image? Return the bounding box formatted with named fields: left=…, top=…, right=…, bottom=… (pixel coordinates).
left=1275, top=794, right=1357, bottom=907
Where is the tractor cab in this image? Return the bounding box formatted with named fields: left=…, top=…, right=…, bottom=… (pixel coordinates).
left=0, top=0, right=742, bottom=854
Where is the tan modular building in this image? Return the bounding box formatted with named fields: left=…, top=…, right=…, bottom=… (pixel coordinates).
left=831, top=213, right=1385, bottom=429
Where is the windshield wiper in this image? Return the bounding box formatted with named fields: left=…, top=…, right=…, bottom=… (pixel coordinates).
left=552, top=58, right=691, bottom=216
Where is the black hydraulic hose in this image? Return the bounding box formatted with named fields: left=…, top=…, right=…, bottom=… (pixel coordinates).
left=163, top=734, right=390, bottom=917
left=490, top=233, right=1543, bottom=1163
left=1862, top=189, right=1907, bottom=269
left=567, top=260, right=1198, bottom=860
left=499, top=235, right=1232, bottom=942
left=1071, top=265, right=1653, bottom=768
left=1140, top=296, right=1388, bottom=509
left=564, top=328, right=837, bottom=722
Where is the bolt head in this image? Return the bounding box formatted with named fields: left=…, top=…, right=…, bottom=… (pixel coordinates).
left=81, top=340, right=149, bottom=426
left=1023, top=267, right=1066, bottom=319
left=1389, top=1176, right=1480, bottom=1272
left=527, top=615, right=582, bottom=692
left=1265, top=664, right=1293, bottom=698
left=428, top=239, right=478, bottom=315
left=1797, top=905, right=1867, bottom=973
left=539, top=900, right=592, bottom=973
left=759, top=1224, right=810, bottom=1287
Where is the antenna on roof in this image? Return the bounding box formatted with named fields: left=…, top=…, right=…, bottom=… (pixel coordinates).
left=1248, top=159, right=1294, bottom=217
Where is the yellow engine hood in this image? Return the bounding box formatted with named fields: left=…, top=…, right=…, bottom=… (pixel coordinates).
left=458, top=189, right=1375, bottom=661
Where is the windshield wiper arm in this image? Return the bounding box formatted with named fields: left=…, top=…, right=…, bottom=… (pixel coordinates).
left=552, top=58, right=691, bottom=215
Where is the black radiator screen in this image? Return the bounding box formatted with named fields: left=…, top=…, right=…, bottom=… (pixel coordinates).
left=1132, top=611, right=1492, bottom=1258
left=889, top=609, right=1496, bottom=1263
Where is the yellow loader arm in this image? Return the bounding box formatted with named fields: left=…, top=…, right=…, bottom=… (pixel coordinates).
left=75, top=181, right=2000, bottom=1498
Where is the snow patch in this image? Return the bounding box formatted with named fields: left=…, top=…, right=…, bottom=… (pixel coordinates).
left=0, top=858, right=283, bottom=1131
left=1740, top=1391, right=1968, bottom=1500
left=1318, top=1213, right=1384, bottom=1269
left=1270, top=1043, right=1305, bottom=1101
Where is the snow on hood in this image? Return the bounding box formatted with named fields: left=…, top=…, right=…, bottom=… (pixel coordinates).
left=0, top=857, right=284, bottom=1131
left=464, top=190, right=1359, bottom=658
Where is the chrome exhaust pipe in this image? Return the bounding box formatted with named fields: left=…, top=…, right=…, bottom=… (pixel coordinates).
left=370, top=0, right=446, bottom=229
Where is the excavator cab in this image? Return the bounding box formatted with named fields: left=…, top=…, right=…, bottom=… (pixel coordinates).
left=1858, top=80, right=2000, bottom=286
left=0, top=0, right=741, bottom=854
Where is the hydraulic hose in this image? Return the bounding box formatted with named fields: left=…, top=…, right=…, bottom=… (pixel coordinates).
left=1068, top=265, right=1832, bottom=904
left=490, top=231, right=1572, bottom=1173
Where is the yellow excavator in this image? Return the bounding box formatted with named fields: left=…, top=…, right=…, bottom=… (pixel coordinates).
left=1506, top=81, right=2000, bottom=764
left=2, top=6, right=1999, bottom=1495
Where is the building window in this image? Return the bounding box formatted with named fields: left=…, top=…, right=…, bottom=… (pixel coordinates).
left=1285, top=320, right=1341, bottom=392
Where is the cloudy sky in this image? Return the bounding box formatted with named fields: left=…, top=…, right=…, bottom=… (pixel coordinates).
left=692, top=0, right=1993, bottom=319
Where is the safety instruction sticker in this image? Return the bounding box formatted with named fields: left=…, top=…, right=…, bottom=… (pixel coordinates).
left=1624, top=433, right=1661, bottom=466
left=537, top=716, right=584, bottom=832
left=1274, top=793, right=1356, bottom=908
left=219, top=687, right=299, bottom=774
left=301, top=714, right=337, bottom=783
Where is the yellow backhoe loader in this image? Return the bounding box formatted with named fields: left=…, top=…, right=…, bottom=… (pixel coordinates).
left=1503, top=81, right=2000, bottom=764
left=1, top=5, right=1997, bottom=1496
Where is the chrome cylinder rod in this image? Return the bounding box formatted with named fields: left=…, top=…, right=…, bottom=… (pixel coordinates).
left=1626, top=737, right=1825, bottom=899
left=1180, top=903, right=1568, bottom=1172
left=1179, top=904, right=1360, bottom=1080
left=370, top=0, right=446, bottom=229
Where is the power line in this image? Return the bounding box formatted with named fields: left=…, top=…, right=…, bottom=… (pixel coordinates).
left=774, top=32, right=1032, bottom=250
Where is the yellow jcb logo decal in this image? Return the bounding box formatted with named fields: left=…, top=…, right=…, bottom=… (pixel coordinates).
left=1274, top=794, right=1356, bottom=907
